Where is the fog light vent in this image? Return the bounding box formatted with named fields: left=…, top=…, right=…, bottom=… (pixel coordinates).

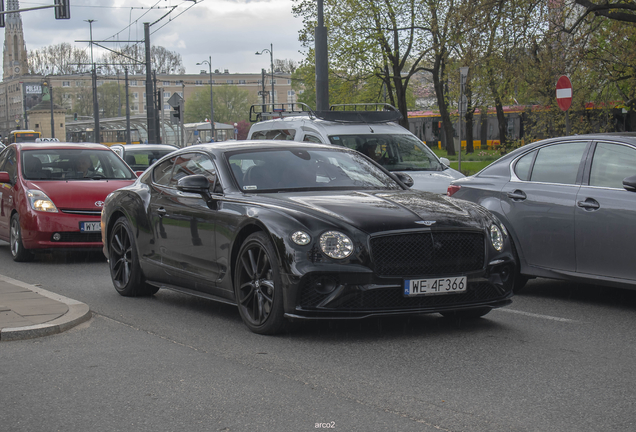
left=311, top=277, right=338, bottom=295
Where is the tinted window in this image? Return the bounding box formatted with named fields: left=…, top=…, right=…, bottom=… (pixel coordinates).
left=328, top=133, right=445, bottom=171
left=589, top=142, right=636, bottom=188
left=303, top=134, right=323, bottom=143
left=530, top=142, right=588, bottom=185
left=169, top=153, right=216, bottom=187
left=228, top=148, right=401, bottom=192
left=514, top=150, right=536, bottom=181
left=153, top=157, right=176, bottom=186
left=251, top=129, right=296, bottom=140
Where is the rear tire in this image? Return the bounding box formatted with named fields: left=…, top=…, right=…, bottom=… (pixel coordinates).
left=10, top=213, right=34, bottom=262
left=109, top=216, right=159, bottom=297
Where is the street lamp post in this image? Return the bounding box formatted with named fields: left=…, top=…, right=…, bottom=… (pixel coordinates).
left=256, top=44, right=274, bottom=106
left=196, top=56, right=215, bottom=141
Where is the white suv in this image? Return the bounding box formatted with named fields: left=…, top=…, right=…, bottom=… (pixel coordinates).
left=247, top=103, right=463, bottom=194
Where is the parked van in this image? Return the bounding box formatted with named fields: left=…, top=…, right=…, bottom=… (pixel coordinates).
left=247, top=103, right=463, bottom=194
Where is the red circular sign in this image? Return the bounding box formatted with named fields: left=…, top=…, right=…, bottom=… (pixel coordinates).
left=556, top=75, right=572, bottom=111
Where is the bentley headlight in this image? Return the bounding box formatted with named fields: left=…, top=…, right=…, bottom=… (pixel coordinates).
left=319, top=231, right=353, bottom=259
left=490, top=224, right=504, bottom=251
left=291, top=231, right=311, bottom=246
left=27, top=190, right=58, bottom=213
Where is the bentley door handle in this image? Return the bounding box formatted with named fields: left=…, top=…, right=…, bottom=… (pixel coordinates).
left=577, top=198, right=600, bottom=210
left=507, top=190, right=527, bottom=201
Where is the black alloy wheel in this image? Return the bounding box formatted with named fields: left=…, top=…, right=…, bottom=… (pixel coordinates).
left=234, top=232, right=285, bottom=334
left=109, top=216, right=159, bottom=297
left=10, top=213, right=34, bottom=262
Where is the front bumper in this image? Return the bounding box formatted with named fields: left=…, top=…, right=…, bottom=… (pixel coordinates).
left=21, top=211, right=103, bottom=250
left=281, top=259, right=516, bottom=319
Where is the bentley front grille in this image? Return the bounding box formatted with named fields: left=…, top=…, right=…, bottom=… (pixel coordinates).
left=369, top=231, right=485, bottom=276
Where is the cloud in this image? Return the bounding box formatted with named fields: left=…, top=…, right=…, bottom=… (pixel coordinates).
left=6, top=0, right=307, bottom=74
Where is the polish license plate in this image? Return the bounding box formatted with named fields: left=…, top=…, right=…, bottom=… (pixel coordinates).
left=80, top=221, right=101, bottom=232
left=404, top=276, right=467, bottom=296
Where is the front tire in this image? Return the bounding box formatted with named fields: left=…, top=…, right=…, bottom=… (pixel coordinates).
left=10, top=213, right=34, bottom=262
left=234, top=232, right=285, bottom=334
left=109, top=216, right=159, bottom=297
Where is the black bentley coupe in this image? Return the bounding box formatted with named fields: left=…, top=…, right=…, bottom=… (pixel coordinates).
left=101, top=141, right=517, bottom=334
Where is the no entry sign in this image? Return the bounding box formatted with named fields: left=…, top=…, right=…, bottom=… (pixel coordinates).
left=556, top=75, right=573, bottom=111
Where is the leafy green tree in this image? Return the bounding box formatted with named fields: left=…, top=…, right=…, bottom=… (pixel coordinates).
left=293, top=0, right=427, bottom=130
left=184, top=85, right=256, bottom=125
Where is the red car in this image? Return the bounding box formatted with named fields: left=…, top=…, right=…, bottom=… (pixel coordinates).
left=0, top=142, right=137, bottom=261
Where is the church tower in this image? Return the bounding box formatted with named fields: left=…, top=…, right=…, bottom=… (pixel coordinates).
left=3, top=0, right=29, bottom=79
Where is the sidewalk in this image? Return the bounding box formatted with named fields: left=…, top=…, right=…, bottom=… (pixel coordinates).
left=0, top=274, right=91, bottom=341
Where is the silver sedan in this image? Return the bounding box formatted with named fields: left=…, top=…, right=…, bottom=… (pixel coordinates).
left=448, top=132, right=636, bottom=292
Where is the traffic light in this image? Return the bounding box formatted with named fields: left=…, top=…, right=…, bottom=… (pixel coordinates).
left=0, top=1, right=5, bottom=28
left=73, top=112, right=77, bottom=121
left=171, top=105, right=181, bottom=124
left=55, top=0, right=70, bottom=20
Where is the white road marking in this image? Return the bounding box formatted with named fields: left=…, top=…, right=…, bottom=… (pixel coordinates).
left=495, top=308, right=578, bottom=323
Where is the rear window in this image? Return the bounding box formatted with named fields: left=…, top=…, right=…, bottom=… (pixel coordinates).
left=251, top=129, right=296, bottom=140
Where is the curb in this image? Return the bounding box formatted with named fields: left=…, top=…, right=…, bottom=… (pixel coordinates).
left=0, top=274, right=92, bottom=342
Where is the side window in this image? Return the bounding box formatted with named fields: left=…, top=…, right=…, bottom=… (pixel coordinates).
left=513, top=150, right=536, bottom=181
left=589, top=142, right=636, bottom=188
left=250, top=130, right=270, bottom=140
left=1, top=149, right=17, bottom=181
left=530, top=142, right=588, bottom=185
left=153, top=157, right=176, bottom=186
left=303, top=134, right=324, bottom=144
left=250, top=129, right=296, bottom=140
left=169, top=153, right=217, bottom=188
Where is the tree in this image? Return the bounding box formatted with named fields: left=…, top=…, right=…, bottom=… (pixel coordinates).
left=28, top=43, right=91, bottom=75
left=572, top=0, right=636, bottom=26
left=293, top=0, right=427, bottom=129
left=184, top=85, right=256, bottom=124
left=28, top=43, right=185, bottom=76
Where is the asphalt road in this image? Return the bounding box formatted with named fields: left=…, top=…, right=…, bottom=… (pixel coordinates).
left=1, top=242, right=635, bottom=432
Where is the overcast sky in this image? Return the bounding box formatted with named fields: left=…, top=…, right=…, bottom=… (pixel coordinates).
left=5, top=0, right=307, bottom=76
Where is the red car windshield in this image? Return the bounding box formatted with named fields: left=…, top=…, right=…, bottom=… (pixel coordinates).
left=21, top=149, right=136, bottom=180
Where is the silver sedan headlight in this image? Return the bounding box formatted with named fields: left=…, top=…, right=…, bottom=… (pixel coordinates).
left=490, top=224, right=504, bottom=251
left=319, top=231, right=353, bottom=259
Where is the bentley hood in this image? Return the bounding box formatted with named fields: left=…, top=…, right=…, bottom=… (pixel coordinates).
left=266, top=190, right=489, bottom=234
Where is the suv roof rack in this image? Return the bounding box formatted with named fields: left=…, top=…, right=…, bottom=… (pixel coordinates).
left=249, top=103, right=314, bottom=122
left=315, top=103, right=402, bottom=123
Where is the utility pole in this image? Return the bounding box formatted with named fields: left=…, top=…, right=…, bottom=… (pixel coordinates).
left=315, top=0, right=329, bottom=111
left=125, top=68, right=131, bottom=144
left=144, top=22, right=155, bottom=143
left=180, top=80, right=185, bottom=147
left=261, top=69, right=266, bottom=106
left=86, top=19, right=100, bottom=143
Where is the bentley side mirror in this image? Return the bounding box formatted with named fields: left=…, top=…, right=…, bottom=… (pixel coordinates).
left=177, top=174, right=214, bottom=201
left=623, top=174, right=636, bottom=192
